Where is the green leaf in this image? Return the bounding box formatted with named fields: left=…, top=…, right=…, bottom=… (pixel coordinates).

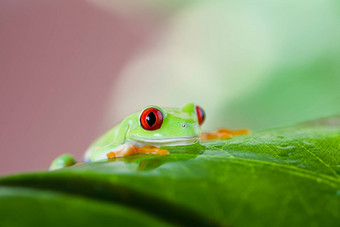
left=0, top=117, right=339, bottom=226
left=0, top=186, right=171, bottom=226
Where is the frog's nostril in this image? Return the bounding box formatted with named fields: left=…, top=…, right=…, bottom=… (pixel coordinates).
left=182, top=123, right=187, bottom=128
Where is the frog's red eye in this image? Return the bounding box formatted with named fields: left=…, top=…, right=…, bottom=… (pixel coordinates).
left=196, top=105, right=205, bottom=126
left=140, top=108, right=163, bottom=130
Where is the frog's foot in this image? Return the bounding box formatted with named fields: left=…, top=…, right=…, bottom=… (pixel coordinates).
left=73, top=162, right=85, bottom=166
left=201, top=128, right=250, bottom=141
left=49, top=154, right=77, bottom=170
left=106, top=144, right=169, bottom=159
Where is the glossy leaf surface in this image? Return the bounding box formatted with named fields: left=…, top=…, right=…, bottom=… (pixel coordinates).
left=0, top=117, right=339, bottom=226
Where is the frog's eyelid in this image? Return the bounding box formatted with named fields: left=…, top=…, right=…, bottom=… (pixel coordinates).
left=140, top=105, right=165, bottom=119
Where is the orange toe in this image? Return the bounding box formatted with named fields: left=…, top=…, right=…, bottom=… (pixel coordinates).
left=107, top=145, right=169, bottom=159
left=201, top=128, right=250, bottom=141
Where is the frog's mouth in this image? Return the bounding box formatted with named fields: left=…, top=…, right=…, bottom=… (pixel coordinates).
left=128, top=136, right=199, bottom=147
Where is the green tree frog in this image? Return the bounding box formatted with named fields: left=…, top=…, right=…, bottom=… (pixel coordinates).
left=50, top=103, right=249, bottom=170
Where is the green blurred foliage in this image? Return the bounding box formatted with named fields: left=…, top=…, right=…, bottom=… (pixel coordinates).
left=105, top=0, right=340, bottom=131
left=225, top=57, right=340, bottom=130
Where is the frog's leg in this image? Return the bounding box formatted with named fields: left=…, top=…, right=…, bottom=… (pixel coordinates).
left=201, top=128, right=250, bottom=141
left=49, top=153, right=77, bottom=170
left=106, top=144, right=169, bottom=159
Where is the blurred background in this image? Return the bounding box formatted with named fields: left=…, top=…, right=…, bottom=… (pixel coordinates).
left=1, top=0, right=339, bottom=174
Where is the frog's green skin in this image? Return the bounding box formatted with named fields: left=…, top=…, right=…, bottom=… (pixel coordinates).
left=50, top=103, right=201, bottom=170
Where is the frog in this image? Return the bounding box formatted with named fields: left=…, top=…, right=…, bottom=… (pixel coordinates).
left=49, top=103, right=249, bottom=170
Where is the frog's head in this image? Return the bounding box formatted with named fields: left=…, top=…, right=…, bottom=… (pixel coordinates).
left=125, top=103, right=205, bottom=147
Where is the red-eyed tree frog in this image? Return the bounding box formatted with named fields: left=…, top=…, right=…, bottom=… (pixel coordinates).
left=50, top=103, right=249, bottom=170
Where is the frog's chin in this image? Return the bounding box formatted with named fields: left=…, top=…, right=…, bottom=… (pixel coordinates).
left=128, top=136, right=200, bottom=147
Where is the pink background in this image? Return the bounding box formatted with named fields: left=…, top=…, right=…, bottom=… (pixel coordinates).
left=0, top=0, right=158, bottom=174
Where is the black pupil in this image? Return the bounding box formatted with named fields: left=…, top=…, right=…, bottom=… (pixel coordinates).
left=146, top=112, right=156, bottom=127
left=200, top=108, right=205, bottom=122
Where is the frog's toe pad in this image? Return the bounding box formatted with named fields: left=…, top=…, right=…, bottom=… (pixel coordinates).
left=107, top=145, right=169, bottom=159
left=201, top=128, right=250, bottom=140
left=49, top=154, right=76, bottom=170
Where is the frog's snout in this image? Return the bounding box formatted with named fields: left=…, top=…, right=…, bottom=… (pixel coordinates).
left=180, top=122, right=200, bottom=137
